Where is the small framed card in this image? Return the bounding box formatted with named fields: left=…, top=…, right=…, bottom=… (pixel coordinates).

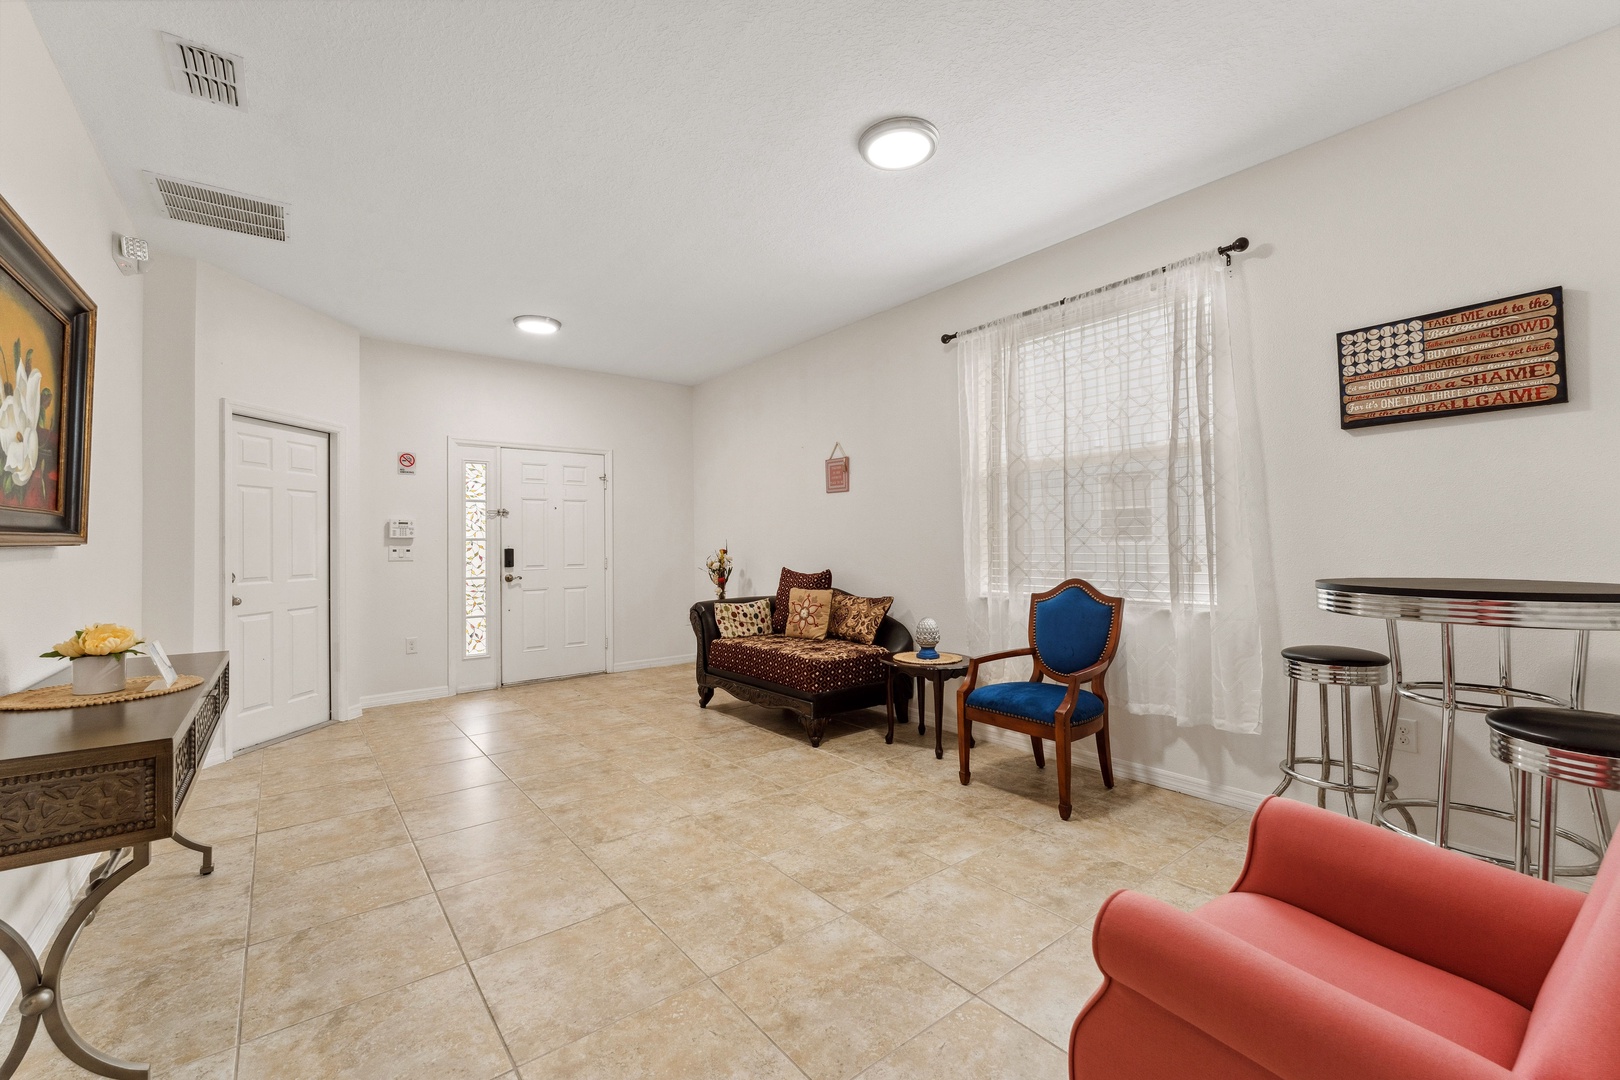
left=149, top=641, right=179, bottom=688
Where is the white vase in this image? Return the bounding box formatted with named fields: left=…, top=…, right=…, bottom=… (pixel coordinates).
left=72, top=655, right=126, bottom=695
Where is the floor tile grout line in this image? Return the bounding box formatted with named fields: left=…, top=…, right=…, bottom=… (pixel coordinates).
left=384, top=745, right=526, bottom=1080
left=232, top=750, right=266, bottom=1079
left=169, top=679, right=1185, bottom=1077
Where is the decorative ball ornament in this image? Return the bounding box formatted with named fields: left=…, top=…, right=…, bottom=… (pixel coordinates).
left=914, top=617, right=941, bottom=660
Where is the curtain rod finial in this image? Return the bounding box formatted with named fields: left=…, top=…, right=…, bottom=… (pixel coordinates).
left=941, top=332, right=958, bottom=345
left=1217, top=236, right=1250, bottom=266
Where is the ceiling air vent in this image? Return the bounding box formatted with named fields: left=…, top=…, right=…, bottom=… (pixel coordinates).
left=145, top=173, right=287, bottom=241
left=161, top=32, right=243, bottom=107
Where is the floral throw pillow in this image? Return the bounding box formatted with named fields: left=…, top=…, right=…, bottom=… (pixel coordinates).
left=773, top=567, right=832, bottom=633
left=829, top=591, right=893, bottom=645
left=714, top=598, right=772, bottom=639
left=784, top=588, right=833, bottom=640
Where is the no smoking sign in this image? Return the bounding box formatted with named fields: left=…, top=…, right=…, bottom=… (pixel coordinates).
left=397, top=452, right=416, bottom=474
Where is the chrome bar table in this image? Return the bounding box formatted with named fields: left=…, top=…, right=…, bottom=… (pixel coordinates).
left=1317, top=578, right=1620, bottom=871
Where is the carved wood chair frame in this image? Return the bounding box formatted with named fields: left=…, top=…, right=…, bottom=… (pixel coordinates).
left=955, top=577, right=1124, bottom=820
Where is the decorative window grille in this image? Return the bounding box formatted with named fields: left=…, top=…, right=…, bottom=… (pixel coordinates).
left=981, top=297, right=1213, bottom=606
left=463, top=462, right=489, bottom=656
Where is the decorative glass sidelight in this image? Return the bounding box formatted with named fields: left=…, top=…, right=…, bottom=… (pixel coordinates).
left=463, top=462, right=489, bottom=656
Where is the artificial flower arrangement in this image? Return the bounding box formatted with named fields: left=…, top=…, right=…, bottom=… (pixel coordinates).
left=705, top=547, right=733, bottom=600
left=42, top=624, right=144, bottom=695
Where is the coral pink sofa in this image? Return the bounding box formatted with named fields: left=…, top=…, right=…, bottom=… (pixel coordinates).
left=1070, top=796, right=1619, bottom=1079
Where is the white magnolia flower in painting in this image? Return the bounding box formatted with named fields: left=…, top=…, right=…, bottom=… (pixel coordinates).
left=1, top=363, right=41, bottom=486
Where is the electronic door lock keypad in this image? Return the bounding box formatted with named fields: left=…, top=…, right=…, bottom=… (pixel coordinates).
left=504, top=547, right=515, bottom=569
left=386, top=518, right=416, bottom=562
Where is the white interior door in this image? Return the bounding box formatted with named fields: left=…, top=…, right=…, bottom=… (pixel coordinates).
left=498, top=447, right=606, bottom=683
left=228, top=416, right=331, bottom=747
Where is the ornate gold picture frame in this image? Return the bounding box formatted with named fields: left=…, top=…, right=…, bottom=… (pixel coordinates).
left=0, top=193, right=95, bottom=545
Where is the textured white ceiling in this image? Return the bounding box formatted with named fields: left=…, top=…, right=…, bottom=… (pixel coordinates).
left=26, top=1, right=1620, bottom=383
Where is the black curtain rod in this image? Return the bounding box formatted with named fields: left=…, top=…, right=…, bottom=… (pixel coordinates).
left=939, top=237, right=1250, bottom=345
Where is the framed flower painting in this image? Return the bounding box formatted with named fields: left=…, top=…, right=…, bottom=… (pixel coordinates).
left=0, top=194, right=95, bottom=545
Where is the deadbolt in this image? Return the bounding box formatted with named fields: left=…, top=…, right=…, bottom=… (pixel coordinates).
left=231, top=596, right=243, bottom=606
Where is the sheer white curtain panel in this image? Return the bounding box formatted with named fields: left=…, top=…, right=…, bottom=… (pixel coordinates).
left=957, top=252, right=1268, bottom=733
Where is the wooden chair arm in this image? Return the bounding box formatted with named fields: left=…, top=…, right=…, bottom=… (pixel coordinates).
left=1052, top=658, right=1113, bottom=723
left=962, top=648, right=1035, bottom=696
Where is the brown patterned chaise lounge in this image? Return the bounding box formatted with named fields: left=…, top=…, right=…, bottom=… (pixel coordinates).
left=689, top=597, right=914, bottom=747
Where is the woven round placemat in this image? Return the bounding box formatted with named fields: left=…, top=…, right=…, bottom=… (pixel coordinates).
left=0, top=674, right=204, bottom=712
left=891, top=651, right=966, bottom=666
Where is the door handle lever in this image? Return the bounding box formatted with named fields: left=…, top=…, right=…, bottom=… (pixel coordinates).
left=504, top=574, right=522, bottom=583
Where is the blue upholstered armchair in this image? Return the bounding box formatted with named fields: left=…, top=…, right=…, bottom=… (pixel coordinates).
left=955, top=579, right=1124, bottom=820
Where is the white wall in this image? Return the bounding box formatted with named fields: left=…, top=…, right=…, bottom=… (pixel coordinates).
left=142, top=255, right=361, bottom=742
left=140, top=254, right=195, bottom=647
left=356, top=338, right=694, bottom=706
left=0, top=0, right=145, bottom=991
left=694, top=28, right=1620, bottom=820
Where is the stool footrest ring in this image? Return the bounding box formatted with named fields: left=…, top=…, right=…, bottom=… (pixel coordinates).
left=1373, top=798, right=1603, bottom=876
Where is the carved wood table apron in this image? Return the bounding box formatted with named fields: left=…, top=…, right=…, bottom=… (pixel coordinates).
left=884, top=654, right=973, bottom=759
left=0, top=652, right=229, bottom=1080
left=1317, top=578, right=1620, bottom=873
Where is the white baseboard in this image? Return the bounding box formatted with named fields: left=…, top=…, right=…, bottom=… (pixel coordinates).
left=612, top=654, right=691, bottom=673
left=935, top=709, right=1265, bottom=814
left=355, top=685, right=452, bottom=712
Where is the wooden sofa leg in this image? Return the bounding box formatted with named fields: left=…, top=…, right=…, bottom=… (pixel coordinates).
left=803, top=716, right=830, bottom=748
left=697, top=685, right=713, bottom=708
left=1031, top=736, right=1045, bottom=769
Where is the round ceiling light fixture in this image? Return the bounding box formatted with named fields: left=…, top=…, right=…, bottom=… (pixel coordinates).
left=513, top=315, right=561, bottom=335
left=858, top=116, right=938, bottom=170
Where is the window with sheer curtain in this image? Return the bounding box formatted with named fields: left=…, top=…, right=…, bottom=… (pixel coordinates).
left=957, top=252, right=1267, bottom=732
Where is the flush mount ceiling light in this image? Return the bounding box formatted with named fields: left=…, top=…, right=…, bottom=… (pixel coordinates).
left=513, top=315, right=561, bottom=335
left=858, top=116, right=938, bottom=170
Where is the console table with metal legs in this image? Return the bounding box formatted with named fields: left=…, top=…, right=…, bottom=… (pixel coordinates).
left=1317, top=578, right=1619, bottom=874
left=0, top=652, right=229, bottom=1079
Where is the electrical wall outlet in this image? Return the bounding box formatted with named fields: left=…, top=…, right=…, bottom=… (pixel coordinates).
left=1394, top=719, right=1417, bottom=753
left=387, top=545, right=413, bottom=562
left=405, top=637, right=417, bottom=655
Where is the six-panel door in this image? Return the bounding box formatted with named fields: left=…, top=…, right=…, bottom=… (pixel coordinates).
left=498, top=447, right=607, bottom=683
left=228, top=416, right=331, bottom=748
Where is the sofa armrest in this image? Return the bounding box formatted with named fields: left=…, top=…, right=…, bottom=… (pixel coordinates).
left=689, top=597, right=771, bottom=668
left=872, top=615, right=913, bottom=655
left=1084, top=891, right=1513, bottom=1080
left=1234, top=797, right=1584, bottom=1009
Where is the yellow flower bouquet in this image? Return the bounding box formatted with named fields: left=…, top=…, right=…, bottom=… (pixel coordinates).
left=42, top=623, right=144, bottom=695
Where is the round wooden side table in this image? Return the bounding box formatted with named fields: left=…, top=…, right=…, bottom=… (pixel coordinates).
left=884, top=651, right=973, bottom=759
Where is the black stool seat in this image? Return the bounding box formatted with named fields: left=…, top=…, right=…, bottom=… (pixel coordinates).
left=1281, top=645, right=1390, bottom=667
left=1485, top=707, right=1620, bottom=756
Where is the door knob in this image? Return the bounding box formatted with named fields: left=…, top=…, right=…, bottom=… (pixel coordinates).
left=504, top=574, right=522, bottom=583
left=231, top=596, right=243, bottom=606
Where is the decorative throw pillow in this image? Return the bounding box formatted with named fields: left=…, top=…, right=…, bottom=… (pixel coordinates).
left=773, top=567, right=832, bottom=633
left=784, top=588, right=833, bottom=640
left=714, top=598, right=772, bottom=639
left=829, top=590, right=893, bottom=645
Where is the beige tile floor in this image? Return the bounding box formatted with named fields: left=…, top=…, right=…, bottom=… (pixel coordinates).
left=4, top=665, right=1251, bottom=1080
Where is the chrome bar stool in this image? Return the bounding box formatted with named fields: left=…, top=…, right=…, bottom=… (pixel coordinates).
left=1273, top=645, right=1401, bottom=821
left=1486, top=707, right=1619, bottom=881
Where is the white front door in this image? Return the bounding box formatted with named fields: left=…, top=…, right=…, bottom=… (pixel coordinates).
left=498, top=447, right=606, bottom=683
left=228, top=416, right=331, bottom=748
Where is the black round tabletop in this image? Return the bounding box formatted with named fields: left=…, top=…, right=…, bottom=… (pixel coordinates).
left=1317, top=578, right=1620, bottom=604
